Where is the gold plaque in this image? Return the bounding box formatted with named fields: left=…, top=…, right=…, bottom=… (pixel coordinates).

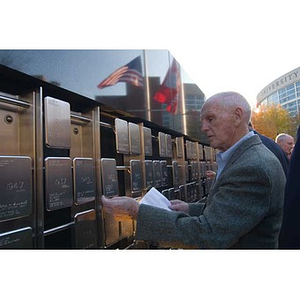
left=74, top=209, right=97, bottom=249
left=129, top=122, right=140, bottom=155
left=45, top=157, right=73, bottom=211
left=165, top=134, right=172, bottom=158
left=130, top=160, right=142, bottom=193
left=115, top=118, right=129, bottom=154
left=101, top=158, right=119, bottom=197
left=143, top=127, right=152, bottom=156
left=0, top=156, right=32, bottom=222
left=158, top=132, right=166, bottom=157
left=73, top=158, right=96, bottom=205
left=44, top=96, right=71, bottom=149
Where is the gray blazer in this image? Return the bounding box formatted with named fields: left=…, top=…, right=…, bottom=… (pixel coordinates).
left=136, top=135, right=286, bottom=249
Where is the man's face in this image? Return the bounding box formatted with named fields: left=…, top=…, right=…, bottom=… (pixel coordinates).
left=200, top=100, right=236, bottom=152
left=279, top=136, right=294, bottom=155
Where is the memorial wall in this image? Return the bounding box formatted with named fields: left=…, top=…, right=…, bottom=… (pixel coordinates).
left=0, top=51, right=216, bottom=249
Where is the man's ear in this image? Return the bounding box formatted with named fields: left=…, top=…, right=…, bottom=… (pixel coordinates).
left=233, top=107, right=243, bottom=126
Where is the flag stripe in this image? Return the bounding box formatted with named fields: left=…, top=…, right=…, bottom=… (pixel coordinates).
left=97, top=56, right=144, bottom=89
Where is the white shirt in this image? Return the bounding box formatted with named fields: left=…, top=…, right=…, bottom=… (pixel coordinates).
left=215, top=131, right=254, bottom=180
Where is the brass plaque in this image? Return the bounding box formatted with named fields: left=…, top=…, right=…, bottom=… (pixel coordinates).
left=0, top=227, right=32, bottom=249
left=176, top=137, right=183, bottom=158
left=168, top=188, right=175, bottom=200
left=44, top=96, right=71, bottom=149
left=45, top=157, right=73, bottom=211
left=200, top=162, right=206, bottom=178
left=172, top=161, right=179, bottom=187
left=158, top=132, right=166, bottom=157
left=74, top=209, right=97, bottom=249
left=73, top=158, right=96, bottom=205
left=0, top=156, right=32, bottom=222
left=160, top=160, right=168, bottom=187
left=185, top=161, right=189, bottom=181
left=120, top=220, right=133, bottom=239
left=153, top=160, right=162, bottom=188
left=161, top=189, right=169, bottom=199
left=165, top=134, right=172, bottom=158
left=129, top=122, right=140, bottom=155
left=199, top=144, right=204, bottom=160
left=204, top=146, right=212, bottom=160
left=101, top=158, right=119, bottom=197
left=130, top=160, right=143, bottom=193
left=143, top=127, right=152, bottom=156
left=115, top=118, right=129, bottom=154
left=186, top=141, right=191, bottom=159
left=179, top=184, right=186, bottom=201
left=144, top=160, right=154, bottom=189
left=103, top=211, right=120, bottom=246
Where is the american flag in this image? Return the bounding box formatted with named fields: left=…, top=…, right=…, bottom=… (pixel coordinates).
left=97, top=56, right=144, bottom=89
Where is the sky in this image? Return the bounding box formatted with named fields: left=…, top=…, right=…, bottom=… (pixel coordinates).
left=3, top=1, right=300, bottom=109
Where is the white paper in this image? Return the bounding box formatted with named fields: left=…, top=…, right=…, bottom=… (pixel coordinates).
left=139, top=187, right=172, bottom=211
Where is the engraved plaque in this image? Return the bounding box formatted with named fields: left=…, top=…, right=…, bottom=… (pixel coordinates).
left=153, top=160, right=162, bottom=188
left=185, top=161, right=189, bottom=181
left=129, top=122, right=140, bottom=155
left=158, top=132, right=166, bottom=157
left=45, top=157, right=73, bottom=211
left=161, top=189, right=169, bottom=199
left=172, top=161, right=179, bottom=187
left=143, top=127, right=152, bottom=156
left=144, top=160, right=154, bottom=189
left=186, top=141, right=191, bottom=159
left=73, top=158, right=96, bottom=205
left=115, top=118, right=129, bottom=154
left=168, top=188, right=175, bottom=200
left=104, top=211, right=120, bottom=246
left=179, top=184, right=186, bottom=201
left=0, top=227, right=32, bottom=249
left=74, top=209, right=97, bottom=249
left=0, top=156, right=32, bottom=222
left=101, top=158, right=119, bottom=197
left=160, top=160, right=168, bottom=187
left=176, top=137, right=183, bottom=158
left=44, top=96, right=71, bottom=149
left=165, top=134, right=172, bottom=158
left=200, top=162, right=206, bottom=178
left=130, top=160, right=143, bottom=193
left=199, top=144, right=204, bottom=160
left=204, top=146, right=212, bottom=160
left=193, top=142, right=198, bottom=159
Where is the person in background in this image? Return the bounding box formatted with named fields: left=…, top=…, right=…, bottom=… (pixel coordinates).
left=275, top=133, right=295, bottom=159
left=249, top=123, right=289, bottom=178
left=102, top=91, right=286, bottom=249
left=279, top=125, right=300, bottom=248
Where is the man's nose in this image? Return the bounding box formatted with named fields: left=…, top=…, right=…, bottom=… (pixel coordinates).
left=201, top=120, right=208, bottom=132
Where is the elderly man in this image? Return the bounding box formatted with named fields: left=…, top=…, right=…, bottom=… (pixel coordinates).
left=275, top=133, right=295, bottom=159
left=102, top=91, right=286, bottom=249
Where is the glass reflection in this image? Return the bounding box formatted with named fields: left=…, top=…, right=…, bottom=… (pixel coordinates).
left=0, top=49, right=206, bottom=141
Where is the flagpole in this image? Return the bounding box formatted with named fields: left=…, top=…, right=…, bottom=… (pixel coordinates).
left=180, top=68, right=187, bottom=135
left=142, top=50, right=151, bottom=121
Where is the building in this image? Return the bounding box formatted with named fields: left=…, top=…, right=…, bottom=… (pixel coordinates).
left=257, top=66, right=300, bottom=116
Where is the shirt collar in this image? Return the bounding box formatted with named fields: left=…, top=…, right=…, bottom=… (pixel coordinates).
left=217, top=131, right=254, bottom=163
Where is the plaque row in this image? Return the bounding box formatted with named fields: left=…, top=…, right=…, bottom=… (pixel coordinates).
left=115, top=118, right=153, bottom=156
left=45, top=157, right=96, bottom=211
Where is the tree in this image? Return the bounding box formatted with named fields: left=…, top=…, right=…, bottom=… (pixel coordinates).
left=251, top=104, right=294, bottom=140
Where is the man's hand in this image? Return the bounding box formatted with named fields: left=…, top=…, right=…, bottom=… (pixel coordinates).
left=169, top=200, right=189, bottom=213
left=101, top=195, right=140, bottom=221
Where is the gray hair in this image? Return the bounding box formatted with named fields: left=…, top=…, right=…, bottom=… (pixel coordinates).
left=204, top=91, right=252, bottom=124
left=275, top=133, right=293, bottom=143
